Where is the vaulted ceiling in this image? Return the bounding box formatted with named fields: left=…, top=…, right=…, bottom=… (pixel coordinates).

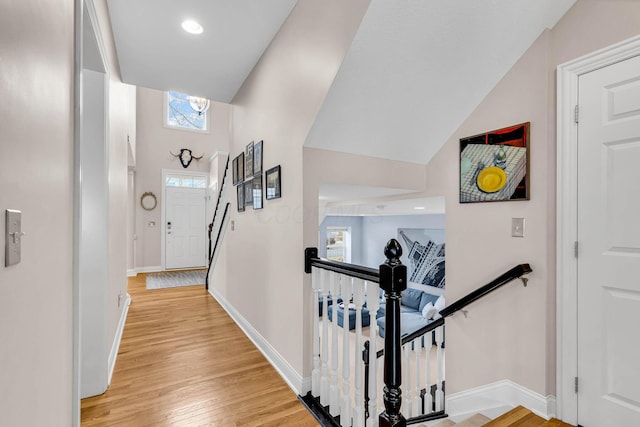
left=108, top=0, right=575, bottom=164
left=107, top=0, right=576, bottom=166
left=305, top=0, right=576, bottom=164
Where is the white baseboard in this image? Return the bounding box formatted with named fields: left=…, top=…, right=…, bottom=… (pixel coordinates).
left=128, top=266, right=163, bottom=276
left=208, top=287, right=306, bottom=395
left=446, top=379, right=556, bottom=421
left=108, top=293, right=131, bottom=385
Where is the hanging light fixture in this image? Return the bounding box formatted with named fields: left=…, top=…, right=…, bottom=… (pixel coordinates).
left=188, top=96, right=210, bottom=116
left=181, top=19, right=204, bottom=35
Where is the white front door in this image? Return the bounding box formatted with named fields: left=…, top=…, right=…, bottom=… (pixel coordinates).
left=577, top=54, right=640, bottom=426
left=165, top=186, right=206, bottom=269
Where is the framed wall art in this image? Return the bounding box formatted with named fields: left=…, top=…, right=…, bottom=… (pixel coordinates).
left=245, top=141, right=254, bottom=178
left=237, top=184, right=245, bottom=212
left=232, top=156, right=238, bottom=185
left=265, top=165, right=281, bottom=200
left=234, top=152, right=244, bottom=185
left=253, top=140, right=263, bottom=177
left=252, top=175, right=263, bottom=210
left=243, top=180, right=253, bottom=207
left=459, top=122, right=530, bottom=203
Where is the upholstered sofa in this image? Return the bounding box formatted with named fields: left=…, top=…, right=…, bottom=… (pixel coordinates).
left=376, top=287, right=444, bottom=338
left=327, top=302, right=371, bottom=329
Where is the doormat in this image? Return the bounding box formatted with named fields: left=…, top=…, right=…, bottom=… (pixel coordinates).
left=146, top=269, right=207, bottom=290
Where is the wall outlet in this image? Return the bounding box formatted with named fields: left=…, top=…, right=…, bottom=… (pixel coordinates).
left=512, top=218, right=525, bottom=237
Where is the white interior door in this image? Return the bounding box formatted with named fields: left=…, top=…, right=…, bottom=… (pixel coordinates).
left=577, top=54, right=640, bottom=426
left=165, top=187, right=206, bottom=269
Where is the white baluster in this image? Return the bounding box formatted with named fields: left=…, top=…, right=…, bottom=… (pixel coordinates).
left=352, top=278, right=365, bottom=427
left=424, top=332, right=432, bottom=414
left=321, top=269, right=330, bottom=406
left=365, top=282, right=380, bottom=427
left=413, top=338, right=422, bottom=417
left=330, top=272, right=340, bottom=415
left=341, top=275, right=352, bottom=426
left=435, top=326, right=444, bottom=412
left=312, top=267, right=321, bottom=397
left=403, top=342, right=412, bottom=417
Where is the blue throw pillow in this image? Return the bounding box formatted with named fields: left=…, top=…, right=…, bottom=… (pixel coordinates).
left=401, top=288, right=423, bottom=310
left=419, top=291, right=439, bottom=312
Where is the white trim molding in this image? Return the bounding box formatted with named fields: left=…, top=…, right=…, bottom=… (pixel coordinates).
left=161, top=169, right=209, bottom=271
left=446, top=380, right=556, bottom=422
left=208, top=287, right=307, bottom=395
left=127, top=265, right=163, bottom=276
left=108, top=293, right=131, bottom=385
left=556, top=34, right=640, bottom=426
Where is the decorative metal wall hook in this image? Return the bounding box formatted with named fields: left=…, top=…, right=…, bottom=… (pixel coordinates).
left=170, top=148, right=204, bottom=168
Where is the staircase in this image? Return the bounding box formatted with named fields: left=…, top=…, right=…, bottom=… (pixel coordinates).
left=428, top=406, right=574, bottom=427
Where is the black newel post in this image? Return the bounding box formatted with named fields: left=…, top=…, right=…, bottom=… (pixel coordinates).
left=379, top=239, right=407, bottom=427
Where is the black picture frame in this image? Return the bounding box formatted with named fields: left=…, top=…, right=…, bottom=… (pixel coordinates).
left=237, top=184, right=245, bottom=212
left=252, top=175, right=263, bottom=210
left=235, top=152, right=244, bottom=185
left=265, top=165, right=281, bottom=200
left=245, top=141, right=254, bottom=178
left=232, top=156, right=238, bottom=185
left=243, top=181, right=253, bottom=206
left=253, top=140, right=263, bottom=177
left=459, top=122, right=530, bottom=203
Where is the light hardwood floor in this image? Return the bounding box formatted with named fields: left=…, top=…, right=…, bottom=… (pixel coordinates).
left=81, top=273, right=319, bottom=426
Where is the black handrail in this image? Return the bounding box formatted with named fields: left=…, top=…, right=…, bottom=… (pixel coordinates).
left=205, top=156, right=230, bottom=289
left=438, top=263, right=531, bottom=318
left=374, top=263, right=531, bottom=358
left=208, top=203, right=230, bottom=265
left=304, top=248, right=379, bottom=283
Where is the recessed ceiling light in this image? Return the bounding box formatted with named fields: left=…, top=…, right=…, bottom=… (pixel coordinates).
left=414, top=206, right=425, bottom=210
left=182, top=19, right=203, bottom=35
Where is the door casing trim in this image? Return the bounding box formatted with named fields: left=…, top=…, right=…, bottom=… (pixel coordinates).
left=556, top=34, right=640, bottom=425
left=161, top=169, right=209, bottom=270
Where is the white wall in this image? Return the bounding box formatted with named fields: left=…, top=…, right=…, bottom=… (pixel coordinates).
left=134, top=87, right=231, bottom=270
left=78, top=66, right=110, bottom=397
left=416, top=0, right=640, bottom=398
left=211, top=0, right=372, bottom=390
left=77, top=0, right=136, bottom=399
left=0, top=0, right=74, bottom=424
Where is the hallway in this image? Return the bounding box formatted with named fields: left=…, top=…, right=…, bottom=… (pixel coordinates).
left=81, top=274, right=318, bottom=426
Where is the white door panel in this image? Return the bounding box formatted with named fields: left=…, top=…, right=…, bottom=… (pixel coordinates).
left=577, top=54, right=640, bottom=426
left=165, top=187, right=206, bottom=269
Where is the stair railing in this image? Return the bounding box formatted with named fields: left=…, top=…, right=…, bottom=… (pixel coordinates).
left=302, top=239, right=532, bottom=427
left=205, top=156, right=230, bottom=290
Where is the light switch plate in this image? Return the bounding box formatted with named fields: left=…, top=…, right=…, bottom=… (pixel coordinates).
left=512, top=217, right=525, bottom=237
left=5, top=209, right=22, bottom=266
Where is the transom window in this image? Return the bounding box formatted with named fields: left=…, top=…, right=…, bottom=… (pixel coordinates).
left=165, top=173, right=207, bottom=189
left=164, top=91, right=209, bottom=133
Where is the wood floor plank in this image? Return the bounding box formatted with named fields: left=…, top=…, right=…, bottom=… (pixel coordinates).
left=81, top=275, right=319, bottom=426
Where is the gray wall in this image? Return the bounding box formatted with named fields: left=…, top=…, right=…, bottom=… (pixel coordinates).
left=362, top=214, right=446, bottom=268
left=318, top=216, right=364, bottom=264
